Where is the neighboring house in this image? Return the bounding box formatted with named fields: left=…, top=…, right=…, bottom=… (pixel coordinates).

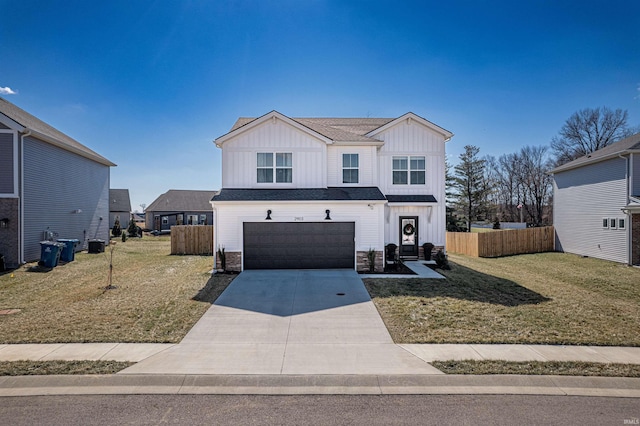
left=109, top=189, right=131, bottom=230
left=550, top=132, right=640, bottom=265
left=211, top=110, right=453, bottom=271
left=0, top=97, right=115, bottom=269
left=145, top=190, right=217, bottom=232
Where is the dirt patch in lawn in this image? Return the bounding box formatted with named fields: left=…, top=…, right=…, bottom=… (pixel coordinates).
left=364, top=252, right=640, bottom=346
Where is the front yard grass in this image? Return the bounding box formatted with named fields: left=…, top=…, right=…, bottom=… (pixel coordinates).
left=364, top=252, right=640, bottom=346
left=0, top=360, right=133, bottom=376
left=431, top=360, right=640, bottom=377
left=0, top=238, right=235, bottom=343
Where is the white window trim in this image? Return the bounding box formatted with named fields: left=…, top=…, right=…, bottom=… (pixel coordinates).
left=618, top=218, right=626, bottom=230
left=257, top=152, right=293, bottom=184
left=393, top=155, right=426, bottom=185
left=602, top=218, right=609, bottom=229
left=342, top=153, right=359, bottom=184
left=609, top=218, right=617, bottom=229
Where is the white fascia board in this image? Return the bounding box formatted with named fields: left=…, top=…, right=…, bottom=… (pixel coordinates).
left=215, top=110, right=333, bottom=147
left=366, top=112, right=453, bottom=141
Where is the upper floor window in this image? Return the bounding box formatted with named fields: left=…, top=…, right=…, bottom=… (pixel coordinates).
left=342, top=154, right=359, bottom=184
left=393, top=156, right=425, bottom=185
left=257, top=152, right=292, bottom=183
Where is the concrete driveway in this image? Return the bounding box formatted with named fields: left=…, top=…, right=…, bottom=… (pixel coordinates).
left=121, top=270, right=441, bottom=375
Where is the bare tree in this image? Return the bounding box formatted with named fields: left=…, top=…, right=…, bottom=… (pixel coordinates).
left=551, top=107, right=629, bottom=166
left=518, top=145, right=553, bottom=226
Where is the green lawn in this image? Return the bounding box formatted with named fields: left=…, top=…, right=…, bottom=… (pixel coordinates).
left=364, top=252, right=640, bottom=346
left=0, top=237, right=234, bottom=343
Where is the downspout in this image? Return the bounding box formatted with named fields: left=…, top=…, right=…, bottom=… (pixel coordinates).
left=19, top=129, right=31, bottom=264
left=619, top=154, right=631, bottom=265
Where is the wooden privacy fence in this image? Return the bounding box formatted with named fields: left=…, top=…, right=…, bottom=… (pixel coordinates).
left=446, top=226, right=555, bottom=257
left=171, top=225, right=214, bottom=255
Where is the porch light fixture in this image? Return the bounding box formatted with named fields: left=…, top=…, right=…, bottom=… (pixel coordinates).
left=325, top=209, right=331, bottom=220
left=265, top=209, right=272, bottom=220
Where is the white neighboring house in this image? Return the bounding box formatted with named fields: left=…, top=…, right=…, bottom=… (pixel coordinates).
left=550, top=132, right=640, bottom=265
left=211, top=111, right=453, bottom=272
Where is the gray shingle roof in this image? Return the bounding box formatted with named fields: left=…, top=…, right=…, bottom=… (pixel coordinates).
left=549, top=132, right=640, bottom=174
left=212, top=187, right=386, bottom=202
left=229, top=115, right=394, bottom=143
left=386, top=195, right=437, bottom=203
left=147, top=190, right=219, bottom=212
left=109, top=189, right=131, bottom=212
left=0, top=96, right=115, bottom=166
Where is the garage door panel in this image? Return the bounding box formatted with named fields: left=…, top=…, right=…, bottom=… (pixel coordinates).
left=243, top=222, right=355, bottom=269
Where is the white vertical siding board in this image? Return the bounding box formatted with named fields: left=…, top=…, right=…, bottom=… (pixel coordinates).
left=553, top=157, right=628, bottom=263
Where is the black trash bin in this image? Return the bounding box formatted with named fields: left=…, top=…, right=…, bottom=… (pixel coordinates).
left=88, top=239, right=105, bottom=254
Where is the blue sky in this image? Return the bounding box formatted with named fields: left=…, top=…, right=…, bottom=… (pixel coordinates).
left=2, top=0, right=639, bottom=211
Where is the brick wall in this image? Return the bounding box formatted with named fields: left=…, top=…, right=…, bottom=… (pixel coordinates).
left=216, top=251, right=242, bottom=272
left=356, top=250, right=383, bottom=273
left=0, top=198, right=19, bottom=269
left=632, top=214, right=640, bottom=266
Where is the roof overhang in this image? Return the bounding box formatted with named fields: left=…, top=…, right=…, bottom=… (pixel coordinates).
left=366, top=112, right=453, bottom=142
left=214, top=110, right=333, bottom=147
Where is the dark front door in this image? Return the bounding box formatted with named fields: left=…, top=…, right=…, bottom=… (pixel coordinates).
left=243, top=222, right=355, bottom=269
left=399, top=216, right=418, bottom=258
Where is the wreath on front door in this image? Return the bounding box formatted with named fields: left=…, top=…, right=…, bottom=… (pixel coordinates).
left=403, top=223, right=415, bottom=235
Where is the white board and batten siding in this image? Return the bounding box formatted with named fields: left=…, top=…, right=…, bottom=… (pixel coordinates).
left=326, top=145, right=377, bottom=187
left=221, top=120, right=327, bottom=189
left=553, top=157, right=629, bottom=263
left=385, top=205, right=445, bottom=248
left=215, top=202, right=384, bottom=253
left=22, top=136, right=110, bottom=262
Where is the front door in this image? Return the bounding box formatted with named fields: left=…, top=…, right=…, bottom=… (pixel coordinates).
left=399, top=216, right=418, bottom=258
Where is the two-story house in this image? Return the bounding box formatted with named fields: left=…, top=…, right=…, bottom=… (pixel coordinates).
left=211, top=111, right=453, bottom=272
left=550, top=132, right=640, bottom=265
left=0, top=97, right=114, bottom=269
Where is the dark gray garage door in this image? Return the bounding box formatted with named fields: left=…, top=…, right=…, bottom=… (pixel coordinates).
left=243, top=222, right=355, bottom=269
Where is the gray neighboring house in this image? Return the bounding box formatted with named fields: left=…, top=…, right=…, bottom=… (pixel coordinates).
left=0, top=97, right=115, bottom=269
left=109, top=189, right=132, bottom=230
left=145, top=190, right=217, bottom=232
left=550, top=132, right=640, bottom=265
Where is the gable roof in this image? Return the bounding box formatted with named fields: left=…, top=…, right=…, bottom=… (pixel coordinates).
left=109, top=189, right=131, bottom=212
left=147, top=189, right=219, bottom=212
left=549, top=132, right=640, bottom=174
left=0, top=97, right=115, bottom=167
left=217, top=111, right=452, bottom=146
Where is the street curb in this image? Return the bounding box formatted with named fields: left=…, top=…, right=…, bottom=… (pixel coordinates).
left=0, top=374, right=639, bottom=397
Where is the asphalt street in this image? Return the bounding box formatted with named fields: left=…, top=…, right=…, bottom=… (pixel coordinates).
left=2, top=394, right=638, bottom=425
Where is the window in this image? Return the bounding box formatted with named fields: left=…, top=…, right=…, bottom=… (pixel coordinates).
left=618, top=218, right=626, bottom=229
left=609, top=218, right=617, bottom=229
left=393, top=156, right=425, bottom=185
left=257, top=152, right=292, bottom=183
left=602, top=218, right=609, bottom=229
left=162, top=216, right=168, bottom=225
left=342, top=154, right=359, bottom=183
left=200, top=214, right=207, bottom=225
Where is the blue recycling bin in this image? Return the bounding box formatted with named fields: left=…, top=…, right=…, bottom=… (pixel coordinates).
left=57, top=239, right=79, bottom=262
left=40, top=241, right=63, bottom=268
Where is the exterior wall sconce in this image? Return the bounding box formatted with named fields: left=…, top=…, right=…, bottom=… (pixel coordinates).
left=0, top=218, right=8, bottom=228
left=325, top=209, right=331, bottom=220
left=265, top=209, right=272, bottom=220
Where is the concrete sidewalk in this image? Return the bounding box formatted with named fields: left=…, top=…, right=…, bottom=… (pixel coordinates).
left=2, top=343, right=639, bottom=365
